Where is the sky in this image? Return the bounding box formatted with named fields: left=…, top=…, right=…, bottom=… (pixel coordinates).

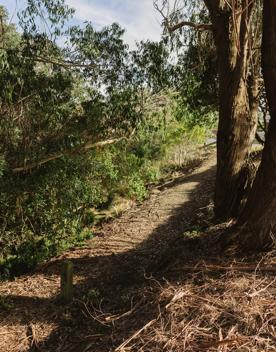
left=1, top=0, right=163, bottom=48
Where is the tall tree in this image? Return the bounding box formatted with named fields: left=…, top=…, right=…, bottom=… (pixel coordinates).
left=155, top=0, right=261, bottom=220
left=204, top=0, right=261, bottom=220
left=232, top=0, right=276, bottom=250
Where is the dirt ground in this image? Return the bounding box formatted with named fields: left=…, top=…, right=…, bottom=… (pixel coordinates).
left=0, top=150, right=275, bottom=352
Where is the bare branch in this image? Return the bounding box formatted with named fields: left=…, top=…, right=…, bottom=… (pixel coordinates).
left=33, top=55, right=97, bottom=69
left=11, top=126, right=138, bottom=173
left=0, top=46, right=97, bottom=69
left=153, top=0, right=212, bottom=33
left=168, top=21, right=212, bottom=33
left=11, top=135, right=129, bottom=173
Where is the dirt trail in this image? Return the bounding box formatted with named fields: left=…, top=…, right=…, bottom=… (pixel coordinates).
left=0, top=151, right=216, bottom=352
left=81, top=151, right=215, bottom=265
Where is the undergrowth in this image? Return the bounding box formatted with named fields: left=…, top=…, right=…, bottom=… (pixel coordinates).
left=0, top=92, right=216, bottom=278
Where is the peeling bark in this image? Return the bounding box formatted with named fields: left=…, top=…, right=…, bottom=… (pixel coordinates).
left=204, top=0, right=259, bottom=220
left=234, top=0, right=276, bottom=250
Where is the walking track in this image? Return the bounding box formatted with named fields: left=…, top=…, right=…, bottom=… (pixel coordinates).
left=0, top=152, right=217, bottom=351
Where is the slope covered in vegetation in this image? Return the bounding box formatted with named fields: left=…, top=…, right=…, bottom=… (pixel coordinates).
left=0, top=2, right=217, bottom=277
left=1, top=0, right=276, bottom=351
left=0, top=152, right=275, bottom=351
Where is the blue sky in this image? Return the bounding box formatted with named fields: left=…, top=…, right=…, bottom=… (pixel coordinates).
left=1, top=0, right=163, bottom=48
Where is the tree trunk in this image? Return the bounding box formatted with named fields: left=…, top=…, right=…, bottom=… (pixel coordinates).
left=204, top=0, right=258, bottom=220
left=233, top=0, right=276, bottom=250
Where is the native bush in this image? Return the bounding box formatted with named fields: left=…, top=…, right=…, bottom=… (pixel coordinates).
left=0, top=3, right=217, bottom=278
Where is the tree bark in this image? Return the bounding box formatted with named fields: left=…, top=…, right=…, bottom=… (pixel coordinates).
left=233, top=0, right=276, bottom=250
left=204, top=0, right=258, bottom=220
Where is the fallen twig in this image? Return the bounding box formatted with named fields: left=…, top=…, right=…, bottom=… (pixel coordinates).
left=115, top=318, right=158, bottom=351
left=167, top=264, right=276, bottom=273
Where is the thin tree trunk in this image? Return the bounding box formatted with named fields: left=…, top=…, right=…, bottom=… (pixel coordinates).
left=204, top=0, right=258, bottom=220
left=234, top=0, right=276, bottom=250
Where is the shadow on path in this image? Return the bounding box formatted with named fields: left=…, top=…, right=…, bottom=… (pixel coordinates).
left=1, top=159, right=223, bottom=352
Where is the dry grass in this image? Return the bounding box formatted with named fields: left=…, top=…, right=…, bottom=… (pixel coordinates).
left=111, top=251, right=276, bottom=352
left=0, top=236, right=275, bottom=352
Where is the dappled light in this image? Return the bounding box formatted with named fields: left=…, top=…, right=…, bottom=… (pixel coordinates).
left=0, top=1, right=275, bottom=351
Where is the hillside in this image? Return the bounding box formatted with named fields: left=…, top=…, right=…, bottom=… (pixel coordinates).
left=0, top=151, right=275, bottom=352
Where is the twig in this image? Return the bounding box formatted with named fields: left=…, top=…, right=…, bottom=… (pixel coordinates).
left=115, top=318, right=158, bottom=351
left=167, top=264, right=276, bottom=273
left=203, top=338, right=241, bottom=349
left=105, top=298, right=143, bottom=322
left=28, top=324, right=42, bottom=351
left=248, top=277, right=276, bottom=298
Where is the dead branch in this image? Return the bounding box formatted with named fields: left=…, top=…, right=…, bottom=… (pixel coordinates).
left=255, top=131, right=265, bottom=145
left=12, top=137, right=124, bottom=173
left=33, top=55, right=97, bottom=69
left=168, top=264, right=276, bottom=273
left=12, top=125, right=137, bottom=173
left=0, top=47, right=97, bottom=69
left=115, top=318, right=158, bottom=351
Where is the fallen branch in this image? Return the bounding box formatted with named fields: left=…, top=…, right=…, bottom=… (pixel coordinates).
left=12, top=137, right=123, bottom=173
left=12, top=126, right=138, bottom=173
left=105, top=298, right=144, bottom=323
left=168, top=264, right=276, bottom=273
left=33, top=55, right=97, bottom=69
left=115, top=318, right=158, bottom=351
left=200, top=141, right=216, bottom=149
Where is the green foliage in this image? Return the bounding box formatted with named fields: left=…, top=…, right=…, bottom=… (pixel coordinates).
left=0, top=89, right=211, bottom=278
left=0, top=3, right=217, bottom=279
left=0, top=157, right=95, bottom=278
left=18, top=0, right=75, bottom=36
left=131, top=41, right=173, bottom=92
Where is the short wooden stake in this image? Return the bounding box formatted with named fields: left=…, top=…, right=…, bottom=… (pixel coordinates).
left=60, top=261, right=73, bottom=304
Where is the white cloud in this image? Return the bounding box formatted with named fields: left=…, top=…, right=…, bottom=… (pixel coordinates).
left=65, top=0, right=163, bottom=48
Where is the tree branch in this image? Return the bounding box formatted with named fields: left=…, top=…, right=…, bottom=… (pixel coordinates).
left=153, top=0, right=212, bottom=34
left=168, top=21, right=212, bottom=33
left=0, top=46, right=97, bottom=69
left=33, top=55, right=97, bottom=69
left=12, top=137, right=125, bottom=173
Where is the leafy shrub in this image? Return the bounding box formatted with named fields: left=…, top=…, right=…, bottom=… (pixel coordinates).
left=0, top=2, right=217, bottom=278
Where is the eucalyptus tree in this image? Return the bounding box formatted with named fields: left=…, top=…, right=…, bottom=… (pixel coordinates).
left=130, top=40, right=172, bottom=93
left=155, top=0, right=262, bottom=220
left=232, top=0, right=276, bottom=250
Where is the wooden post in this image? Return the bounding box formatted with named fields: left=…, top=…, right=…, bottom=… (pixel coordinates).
left=60, top=261, right=73, bottom=304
